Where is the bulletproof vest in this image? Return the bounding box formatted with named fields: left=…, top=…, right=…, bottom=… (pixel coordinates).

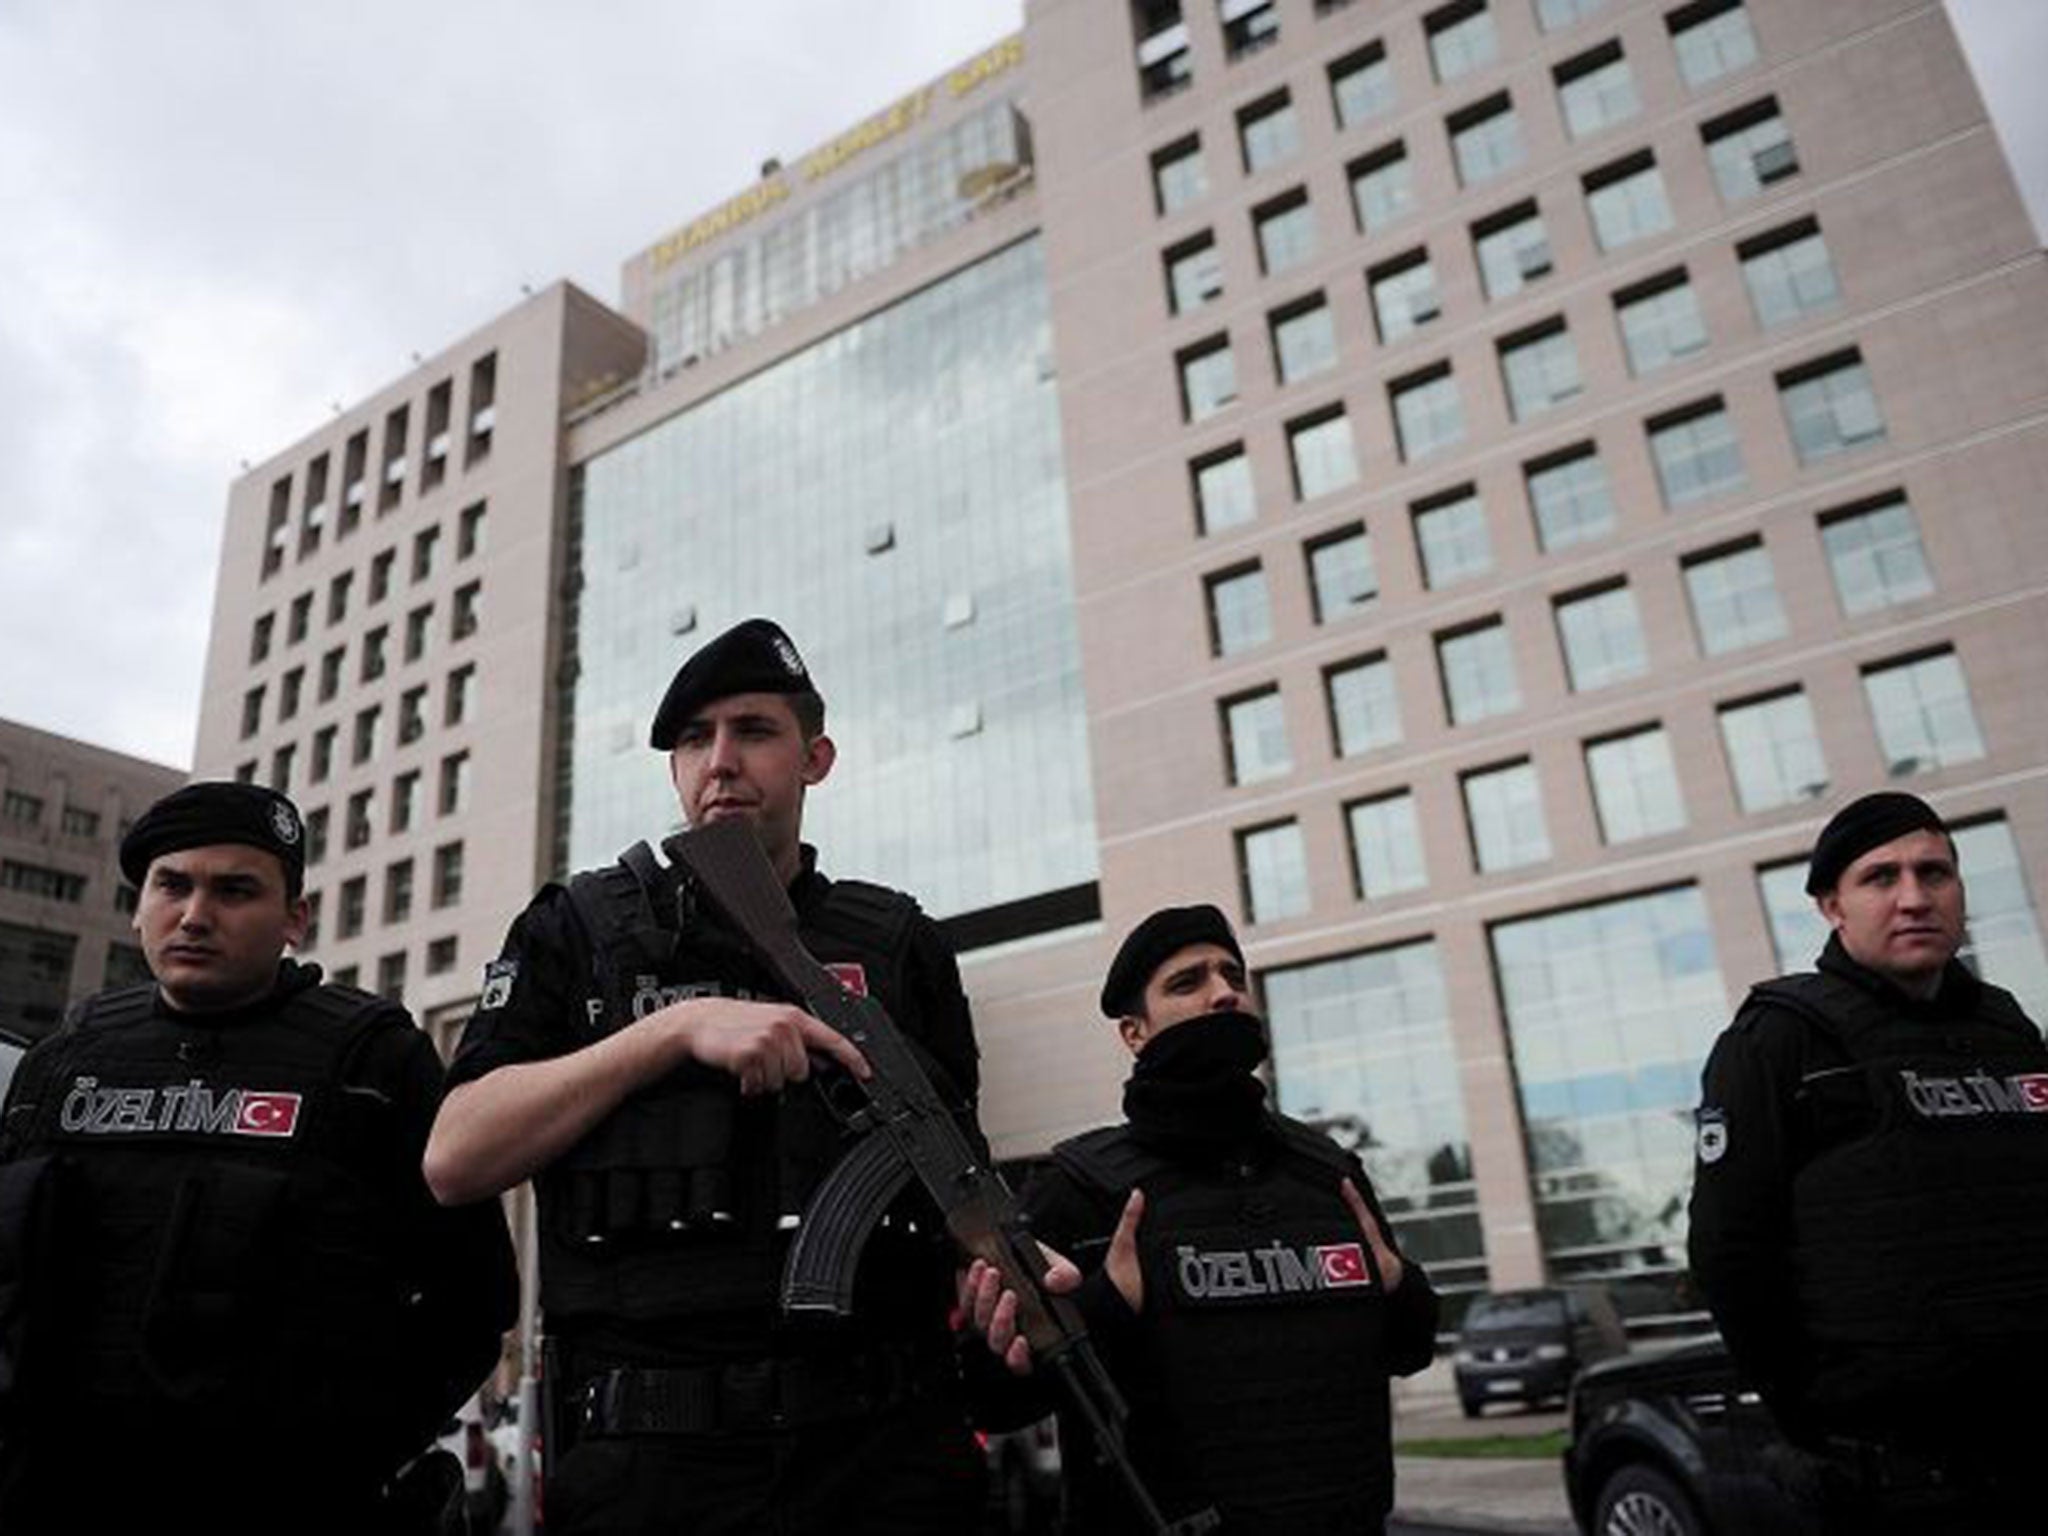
left=537, top=840, right=921, bottom=1322
left=1759, top=970, right=2048, bottom=1425
left=0, top=980, right=419, bottom=1458
left=1052, top=1115, right=1397, bottom=1528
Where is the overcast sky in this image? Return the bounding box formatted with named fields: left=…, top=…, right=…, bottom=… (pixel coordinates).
left=1, top=0, right=2041, bottom=771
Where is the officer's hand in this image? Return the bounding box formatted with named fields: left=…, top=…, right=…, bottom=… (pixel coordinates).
left=1102, top=1188, right=1145, bottom=1314
left=1341, top=1177, right=1404, bottom=1292
left=667, top=998, right=871, bottom=1095
left=958, top=1248, right=1083, bottom=1378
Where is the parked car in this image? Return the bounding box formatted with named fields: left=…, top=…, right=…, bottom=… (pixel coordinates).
left=982, top=1415, right=1061, bottom=1535
left=0, top=1028, right=27, bottom=1105
left=1565, top=1334, right=1816, bottom=1535
left=1452, top=1285, right=1628, bottom=1416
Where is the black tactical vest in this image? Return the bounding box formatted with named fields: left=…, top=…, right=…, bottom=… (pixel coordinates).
left=1052, top=1115, right=1398, bottom=1531
left=536, top=840, right=923, bottom=1323
left=0, top=979, right=419, bottom=1462
left=1758, top=969, right=2048, bottom=1431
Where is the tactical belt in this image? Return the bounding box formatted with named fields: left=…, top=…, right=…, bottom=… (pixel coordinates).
left=577, top=1344, right=943, bottom=1436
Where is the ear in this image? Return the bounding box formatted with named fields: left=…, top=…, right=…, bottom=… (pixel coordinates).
left=1814, top=891, right=1844, bottom=932
left=1117, top=1014, right=1149, bottom=1057
left=283, top=895, right=312, bottom=950
left=801, top=733, right=836, bottom=787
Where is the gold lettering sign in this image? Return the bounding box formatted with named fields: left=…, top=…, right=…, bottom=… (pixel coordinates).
left=800, top=86, right=934, bottom=181
left=650, top=178, right=793, bottom=271
left=948, top=34, right=1023, bottom=97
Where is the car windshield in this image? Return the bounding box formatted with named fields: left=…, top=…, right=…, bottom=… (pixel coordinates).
left=1465, top=1293, right=1567, bottom=1332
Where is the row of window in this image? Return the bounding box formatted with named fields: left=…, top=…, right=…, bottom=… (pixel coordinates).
left=300, top=840, right=466, bottom=950
left=260, top=354, right=495, bottom=580
left=235, top=750, right=473, bottom=861
left=314, top=932, right=463, bottom=1004
left=1232, top=644, right=1989, bottom=922
left=0, top=791, right=109, bottom=840
left=242, top=619, right=482, bottom=750
left=250, top=503, right=487, bottom=667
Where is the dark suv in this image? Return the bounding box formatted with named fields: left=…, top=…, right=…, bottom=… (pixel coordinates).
left=1453, top=1285, right=1628, bottom=1416
left=1565, top=1335, right=1815, bottom=1535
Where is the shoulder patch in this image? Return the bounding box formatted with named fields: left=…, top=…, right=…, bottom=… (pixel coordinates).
left=479, top=959, right=518, bottom=1011
left=1695, top=1106, right=1729, bottom=1165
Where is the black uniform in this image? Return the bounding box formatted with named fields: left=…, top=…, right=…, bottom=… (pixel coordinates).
left=0, top=962, right=517, bottom=1535
left=1688, top=934, right=2048, bottom=1528
left=1019, top=1013, right=1439, bottom=1536
left=447, top=840, right=986, bottom=1535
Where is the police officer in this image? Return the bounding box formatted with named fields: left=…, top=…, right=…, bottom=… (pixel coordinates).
left=0, top=781, right=517, bottom=1535
left=1688, top=791, right=2048, bottom=1532
left=423, top=618, right=988, bottom=1535
left=967, top=904, right=1439, bottom=1535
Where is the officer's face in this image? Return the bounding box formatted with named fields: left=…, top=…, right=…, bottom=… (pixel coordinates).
left=1119, top=942, right=1253, bottom=1055
left=669, top=693, right=835, bottom=883
left=1816, top=828, right=1966, bottom=995
left=133, top=844, right=308, bottom=1013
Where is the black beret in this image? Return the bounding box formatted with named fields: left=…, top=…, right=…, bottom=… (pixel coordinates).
left=1100, top=904, right=1245, bottom=1018
left=1805, top=791, right=1951, bottom=894
left=648, top=618, right=818, bottom=750
left=118, top=781, right=307, bottom=892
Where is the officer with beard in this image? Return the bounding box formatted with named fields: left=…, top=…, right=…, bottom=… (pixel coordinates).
left=966, top=904, right=1439, bottom=1535
left=1689, top=791, right=2048, bottom=1532
left=0, top=781, right=516, bottom=1534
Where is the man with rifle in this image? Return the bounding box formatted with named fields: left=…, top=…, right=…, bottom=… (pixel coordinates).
left=424, top=618, right=991, bottom=1534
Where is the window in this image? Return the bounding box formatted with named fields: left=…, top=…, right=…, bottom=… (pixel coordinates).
left=1165, top=233, right=1223, bottom=314
left=438, top=750, right=471, bottom=816
left=1584, top=152, right=1672, bottom=250
left=1237, top=820, right=1311, bottom=922
left=1427, top=1, right=1497, bottom=82
left=404, top=603, right=433, bottom=663
left=1307, top=525, right=1378, bottom=623
left=1177, top=336, right=1238, bottom=422
left=398, top=685, right=427, bottom=746
left=59, top=805, right=99, bottom=838
left=467, top=354, right=496, bottom=467
left=1719, top=688, right=1828, bottom=811
left=360, top=624, right=388, bottom=683
left=1820, top=493, right=1934, bottom=615
left=250, top=612, right=275, bottom=663
left=327, top=570, right=354, bottom=626
left=1555, top=582, right=1648, bottom=691
left=1270, top=294, right=1338, bottom=384
left=451, top=581, right=482, bottom=641
left=1348, top=144, right=1414, bottom=233
left=379, top=403, right=408, bottom=513
left=1463, top=760, right=1550, bottom=871
left=1863, top=649, right=1986, bottom=775
left=1136, top=2, right=1193, bottom=101
left=384, top=858, right=415, bottom=925
left=1152, top=136, right=1208, bottom=215
left=1615, top=271, right=1707, bottom=375
left=1326, top=652, right=1402, bottom=755
left=391, top=769, right=421, bottom=834
left=1206, top=564, right=1272, bottom=656
left=287, top=591, right=312, bottom=644
left=1740, top=219, right=1839, bottom=329
left=445, top=664, right=476, bottom=726
left=1390, top=365, right=1465, bottom=461
left=269, top=743, right=295, bottom=793
left=1586, top=726, right=1687, bottom=842
left=1330, top=42, right=1394, bottom=127
left=352, top=705, right=382, bottom=766
left=340, top=430, right=369, bottom=536
left=338, top=877, right=367, bottom=939
left=0, top=860, right=86, bottom=902
left=317, top=646, right=344, bottom=704
left=1669, top=0, right=1758, bottom=89
left=1952, top=819, right=2048, bottom=1022
left=1254, top=189, right=1317, bottom=274
left=345, top=789, right=374, bottom=851
left=368, top=548, right=395, bottom=604
left=1438, top=618, right=1520, bottom=723
left=1703, top=98, right=1796, bottom=201
left=1526, top=443, right=1616, bottom=551
left=457, top=501, right=486, bottom=560
left=2, top=791, right=44, bottom=827
left=263, top=477, right=291, bottom=578
left=1555, top=41, right=1638, bottom=139
left=1473, top=201, right=1552, bottom=299
left=1684, top=539, right=1786, bottom=655
left=234, top=761, right=257, bottom=785
left=427, top=936, right=459, bottom=976
left=412, top=525, right=441, bottom=584
left=1238, top=91, right=1299, bottom=173
left=1413, top=486, right=1492, bottom=588
left=1192, top=445, right=1256, bottom=534
left=1648, top=398, right=1746, bottom=507
left=1221, top=0, right=1280, bottom=59
left=1499, top=320, right=1583, bottom=420
left=377, top=951, right=407, bottom=1001
left=1222, top=687, right=1292, bottom=785
left=433, top=842, right=465, bottom=907
left=277, top=666, right=303, bottom=723
left=1368, top=250, right=1441, bottom=342
left=1757, top=858, right=1827, bottom=973
left=1537, top=0, right=1608, bottom=32
left=1348, top=791, right=1428, bottom=897
left=306, top=808, right=329, bottom=867
left=1779, top=351, right=1884, bottom=464
left=1449, top=94, right=1524, bottom=186
left=239, top=685, right=265, bottom=739
left=1286, top=407, right=1359, bottom=500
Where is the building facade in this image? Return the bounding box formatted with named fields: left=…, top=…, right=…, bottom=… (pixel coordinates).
left=0, top=719, right=185, bottom=1041
left=195, top=0, right=2048, bottom=1318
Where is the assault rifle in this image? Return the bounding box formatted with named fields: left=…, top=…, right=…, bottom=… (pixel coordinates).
left=673, top=819, right=1220, bottom=1536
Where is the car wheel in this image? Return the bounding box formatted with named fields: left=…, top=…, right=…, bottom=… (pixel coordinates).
left=1593, top=1464, right=1706, bottom=1536
left=1458, top=1396, right=1482, bottom=1419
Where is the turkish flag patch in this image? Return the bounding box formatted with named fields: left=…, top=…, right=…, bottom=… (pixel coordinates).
left=2016, top=1074, right=2048, bottom=1112
left=235, top=1092, right=303, bottom=1137
left=825, top=963, right=869, bottom=998
left=1317, top=1242, right=1371, bottom=1288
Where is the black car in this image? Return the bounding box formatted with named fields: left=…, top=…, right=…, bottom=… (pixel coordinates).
left=1565, top=1335, right=1816, bottom=1535
left=1452, top=1285, right=1628, bottom=1416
